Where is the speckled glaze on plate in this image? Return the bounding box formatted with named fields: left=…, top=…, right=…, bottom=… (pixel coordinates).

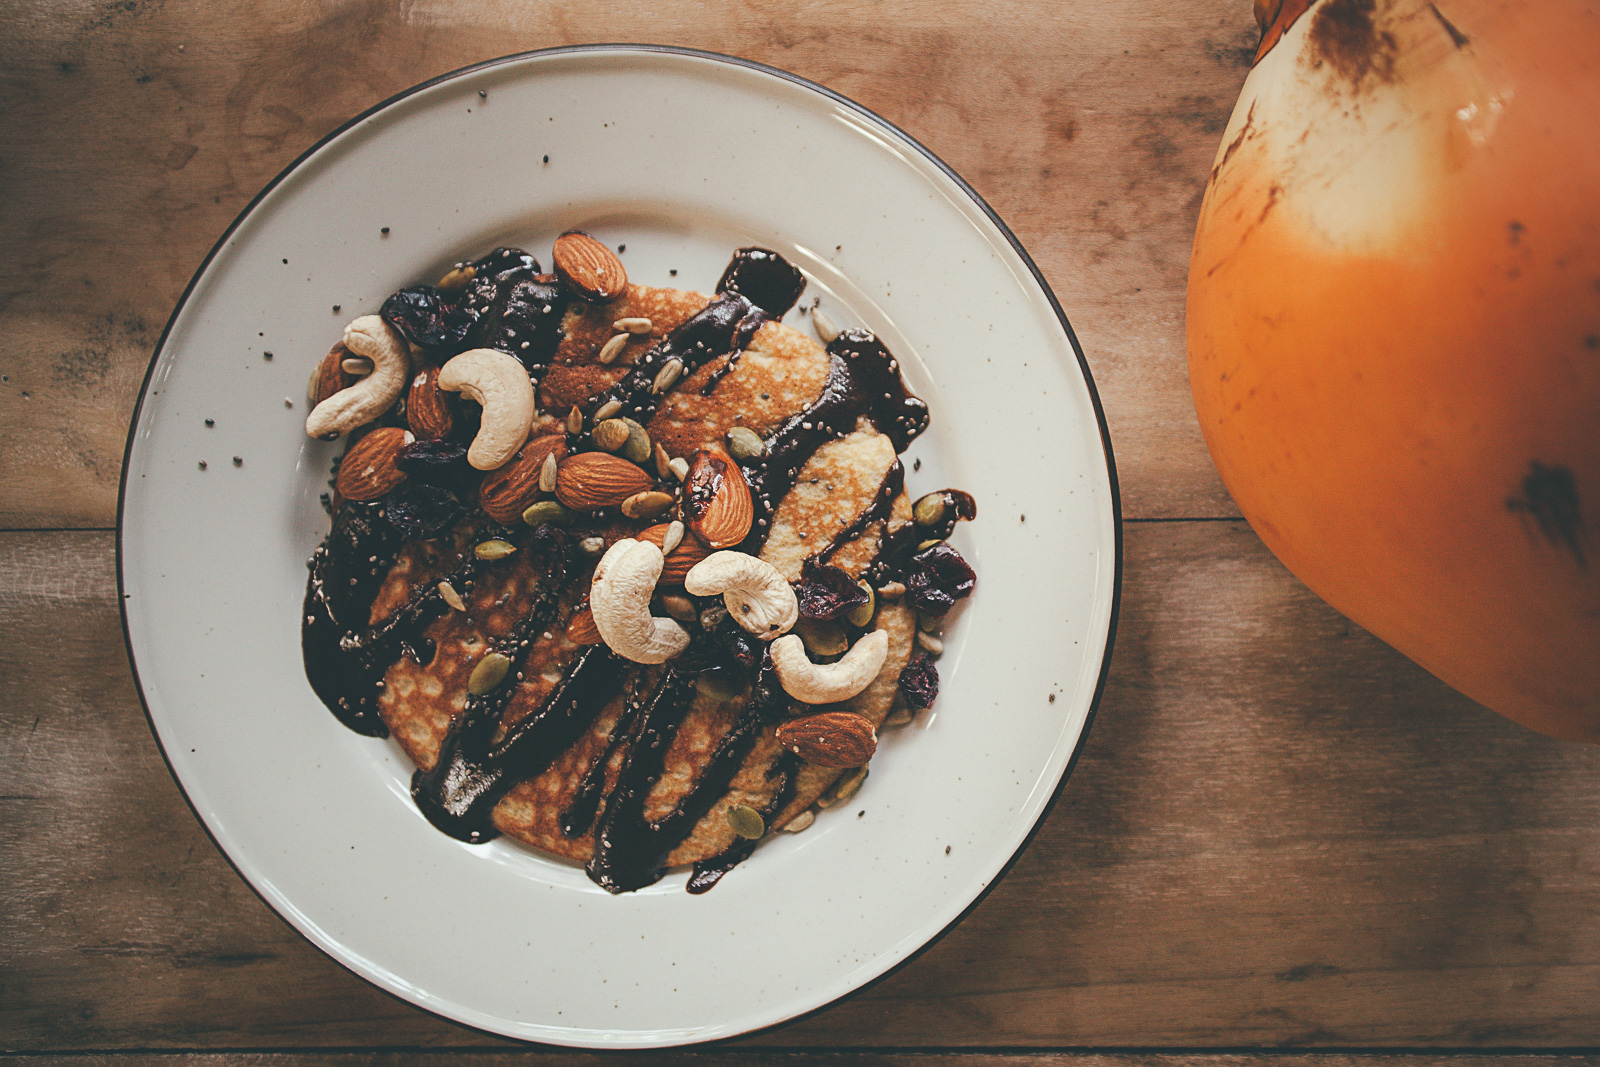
left=118, top=46, right=1120, bottom=1048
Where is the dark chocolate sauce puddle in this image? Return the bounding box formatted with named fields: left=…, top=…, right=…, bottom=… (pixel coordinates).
left=717, top=247, right=806, bottom=317
left=305, top=248, right=938, bottom=892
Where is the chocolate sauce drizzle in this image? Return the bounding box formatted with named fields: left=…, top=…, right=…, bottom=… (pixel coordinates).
left=304, top=248, right=937, bottom=892
left=587, top=291, right=767, bottom=426
left=739, top=328, right=929, bottom=556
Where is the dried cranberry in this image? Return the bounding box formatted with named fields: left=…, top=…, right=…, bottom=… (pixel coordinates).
left=716, top=623, right=764, bottom=671
left=473, top=276, right=568, bottom=370
left=904, top=542, right=975, bottom=617
left=795, top=560, right=870, bottom=621
left=523, top=522, right=573, bottom=583
left=380, top=286, right=472, bottom=349
left=471, top=246, right=540, bottom=282
left=384, top=481, right=463, bottom=539
left=395, top=439, right=471, bottom=485
left=899, top=650, right=940, bottom=709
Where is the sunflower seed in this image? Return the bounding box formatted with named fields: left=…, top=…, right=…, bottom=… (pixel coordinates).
left=916, top=630, right=944, bottom=655
left=435, top=264, right=476, bottom=294
left=597, top=333, right=629, bottom=365
left=661, top=520, right=684, bottom=556
left=566, top=405, right=583, bottom=435
left=876, top=581, right=906, bottom=599
left=621, top=490, right=674, bottom=520
left=437, top=580, right=467, bottom=612
left=669, top=457, right=689, bottom=481
left=653, top=443, right=673, bottom=480
left=812, top=306, right=840, bottom=343
left=886, top=706, right=915, bottom=727
left=578, top=535, right=606, bottom=557
left=823, top=766, right=867, bottom=806
left=467, top=652, right=512, bottom=695
left=594, top=397, right=623, bottom=420
left=917, top=538, right=943, bottom=552
left=781, top=809, right=816, bottom=833
left=613, top=316, right=653, bottom=334
left=539, top=452, right=558, bottom=492
left=726, top=804, right=765, bottom=839
left=340, top=356, right=374, bottom=376
left=651, top=358, right=683, bottom=394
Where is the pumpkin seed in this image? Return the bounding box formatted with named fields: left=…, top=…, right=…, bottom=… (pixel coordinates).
left=613, top=316, right=653, bottom=334
left=437, top=580, right=467, bottom=612
left=661, top=520, right=684, bottom=556
left=832, top=766, right=868, bottom=804
left=651, top=358, right=683, bottom=394
left=578, top=535, right=606, bottom=557
left=435, top=263, right=476, bottom=294
left=913, top=492, right=948, bottom=528
left=661, top=594, right=698, bottom=622
left=781, top=809, right=816, bottom=833
left=918, top=612, right=942, bottom=633
left=467, top=652, right=512, bottom=695
left=597, top=333, right=629, bottom=365
left=669, top=457, right=689, bottom=481
left=475, top=539, right=517, bottom=560
left=620, top=419, right=652, bottom=464
left=566, top=405, right=583, bottom=435
left=522, top=499, right=572, bottom=526
left=594, top=397, right=623, bottom=420
left=846, top=581, right=875, bottom=628
left=539, top=452, right=559, bottom=492
left=812, top=306, right=840, bottom=343
left=795, top=618, right=848, bottom=657
left=341, top=356, right=375, bottom=376
left=917, top=538, right=943, bottom=552
left=621, top=490, right=675, bottom=520
left=726, top=426, right=766, bottom=461
left=592, top=418, right=631, bottom=453
left=916, top=630, right=944, bottom=655
left=886, top=706, right=914, bottom=727
left=726, top=804, right=765, bottom=840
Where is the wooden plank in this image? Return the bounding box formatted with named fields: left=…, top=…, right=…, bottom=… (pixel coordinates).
left=3, top=524, right=1597, bottom=1051
left=0, top=0, right=1250, bottom=529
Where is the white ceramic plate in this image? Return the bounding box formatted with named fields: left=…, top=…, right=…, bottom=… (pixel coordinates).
left=119, top=47, right=1119, bottom=1047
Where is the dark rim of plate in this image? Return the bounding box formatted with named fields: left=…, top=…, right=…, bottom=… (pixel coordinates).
left=114, top=43, right=1124, bottom=1048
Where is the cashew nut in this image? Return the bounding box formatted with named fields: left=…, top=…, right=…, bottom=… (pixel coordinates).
left=436, top=348, right=536, bottom=470
left=683, top=551, right=799, bottom=639
left=770, top=628, right=889, bottom=704
left=304, top=316, right=409, bottom=438
left=590, top=538, right=690, bottom=664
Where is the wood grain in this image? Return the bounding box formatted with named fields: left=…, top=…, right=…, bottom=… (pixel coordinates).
left=0, top=0, right=1252, bottom=529
left=3, top=525, right=1597, bottom=1051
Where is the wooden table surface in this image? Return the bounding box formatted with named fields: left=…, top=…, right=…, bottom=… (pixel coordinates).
left=3, top=0, right=1598, bottom=1062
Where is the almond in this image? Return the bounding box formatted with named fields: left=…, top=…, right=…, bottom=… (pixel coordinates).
left=640, top=522, right=710, bottom=586
left=308, top=342, right=355, bottom=407
left=334, top=426, right=412, bottom=501
left=552, top=231, right=627, bottom=301
left=554, top=451, right=655, bottom=510
left=478, top=433, right=567, bottom=523
left=566, top=605, right=603, bottom=645
left=775, top=711, right=878, bottom=768
left=683, top=447, right=753, bottom=549
left=407, top=364, right=455, bottom=440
